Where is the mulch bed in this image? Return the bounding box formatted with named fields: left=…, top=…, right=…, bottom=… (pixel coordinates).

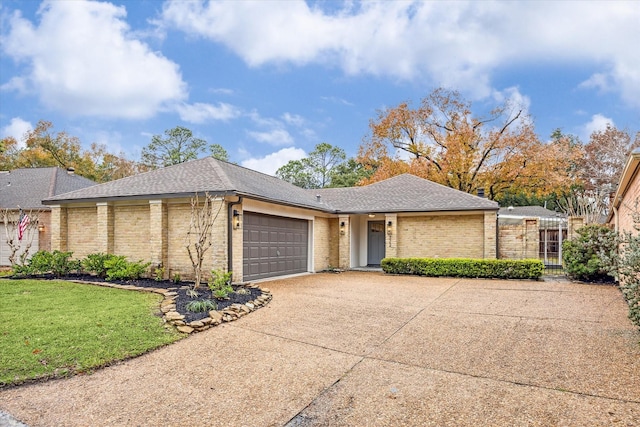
left=6, top=274, right=263, bottom=324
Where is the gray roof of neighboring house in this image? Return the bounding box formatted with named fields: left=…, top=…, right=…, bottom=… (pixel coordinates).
left=43, top=158, right=499, bottom=213
left=498, top=205, right=565, bottom=218
left=0, top=167, right=96, bottom=210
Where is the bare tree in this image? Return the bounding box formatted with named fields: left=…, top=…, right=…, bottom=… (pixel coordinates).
left=558, top=189, right=609, bottom=225
left=184, top=193, right=224, bottom=289
left=2, top=208, right=41, bottom=266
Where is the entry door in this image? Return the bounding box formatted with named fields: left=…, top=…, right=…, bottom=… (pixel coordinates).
left=367, top=221, right=385, bottom=266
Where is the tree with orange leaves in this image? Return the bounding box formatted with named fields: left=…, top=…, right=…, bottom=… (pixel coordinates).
left=358, top=88, right=582, bottom=200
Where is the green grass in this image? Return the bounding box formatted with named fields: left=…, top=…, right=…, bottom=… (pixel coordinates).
left=0, top=279, right=183, bottom=387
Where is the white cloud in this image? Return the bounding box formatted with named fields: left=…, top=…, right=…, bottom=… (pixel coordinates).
left=247, top=129, right=294, bottom=146
left=281, top=113, right=305, bottom=127
left=581, top=114, right=614, bottom=141
left=241, top=147, right=307, bottom=175
left=1, top=117, right=33, bottom=147
left=176, top=102, right=241, bottom=124
left=161, top=1, right=640, bottom=106
left=2, top=1, right=186, bottom=119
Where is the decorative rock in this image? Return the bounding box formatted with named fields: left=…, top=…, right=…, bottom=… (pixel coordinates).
left=165, top=311, right=185, bottom=321
left=172, top=320, right=185, bottom=326
left=189, top=320, right=205, bottom=328
left=209, top=311, right=223, bottom=323
left=240, top=305, right=251, bottom=313
left=177, top=325, right=194, bottom=334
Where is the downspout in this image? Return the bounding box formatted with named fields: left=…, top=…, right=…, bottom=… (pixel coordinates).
left=227, top=196, right=243, bottom=279
left=613, top=205, right=619, bottom=233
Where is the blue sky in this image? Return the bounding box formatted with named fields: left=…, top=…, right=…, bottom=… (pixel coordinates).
left=1, top=0, right=639, bottom=175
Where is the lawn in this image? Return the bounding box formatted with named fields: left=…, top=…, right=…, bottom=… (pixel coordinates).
left=0, top=279, right=184, bottom=387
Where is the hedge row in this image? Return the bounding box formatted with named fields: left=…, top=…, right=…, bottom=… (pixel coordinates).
left=381, top=257, right=544, bottom=280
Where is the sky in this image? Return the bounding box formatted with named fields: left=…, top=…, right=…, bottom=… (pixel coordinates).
left=1, top=0, right=639, bottom=176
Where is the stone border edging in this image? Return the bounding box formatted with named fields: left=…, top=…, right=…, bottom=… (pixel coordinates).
left=68, top=280, right=272, bottom=334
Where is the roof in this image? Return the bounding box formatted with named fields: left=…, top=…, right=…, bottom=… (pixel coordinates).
left=43, top=158, right=499, bottom=213
left=315, top=174, right=498, bottom=213
left=0, top=167, right=96, bottom=210
left=498, top=205, right=565, bottom=219
left=607, top=147, right=640, bottom=223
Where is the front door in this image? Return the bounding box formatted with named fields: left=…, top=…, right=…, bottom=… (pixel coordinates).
left=367, top=221, right=385, bottom=266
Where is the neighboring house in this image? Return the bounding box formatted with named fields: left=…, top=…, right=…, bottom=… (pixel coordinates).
left=609, top=148, right=640, bottom=236
left=43, top=157, right=499, bottom=282
left=0, top=167, right=96, bottom=266
left=497, top=205, right=583, bottom=266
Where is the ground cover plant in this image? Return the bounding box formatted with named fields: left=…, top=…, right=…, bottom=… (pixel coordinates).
left=0, top=279, right=183, bottom=388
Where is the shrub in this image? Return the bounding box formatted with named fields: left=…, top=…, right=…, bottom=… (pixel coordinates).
left=17, top=250, right=79, bottom=277
left=104, top=256, right=151, bottom=281
left=615, top=212, right=640, bottom=329
left=209, top=269, right=233, bottom=299
left=185, top=299, right=217, bottom=313
left=381, top=258, right=544, bottom=280
left=82, top=253, right=115, bottom=278
left=562, top=224, right=618, bottom=282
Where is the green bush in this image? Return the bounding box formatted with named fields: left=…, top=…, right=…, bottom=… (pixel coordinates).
left=381, top=257, right=544, bottom=280
left=104, top=256, right=151, bottom=281
left=209, top=269, right=233, bottom=299
left=81, top=253, right=116, bottom=278
left=562, top=224, right=618, bottom=282
left=15, top=250, right=79, bottom=277
left=615, top=213, right=640, bottom=329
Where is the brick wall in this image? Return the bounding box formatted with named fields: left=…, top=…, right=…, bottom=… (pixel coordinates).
left=397, top=215, right=486, bottom=259
left=114, top=204, right=150, bottom=261
left=498, top=218, right=539, bottom=260
left=67, top=207, right=98, bottom=258
left=313, top=217, right=330, bottom=271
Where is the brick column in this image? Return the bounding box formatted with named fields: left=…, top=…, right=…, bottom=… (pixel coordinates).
left=483, top=211, right=497, bottom=259
left=338, top=215, right=350, bottom=269
left=568, top=216, right=584, bottom=240
left=49, top=205, right=67, bottom=251
left=231, top=203, right=243, bottom=281
left=385, top=213, right=398, bottom=258
left=525, top=218, right=539, bottom=259
left=96, top=202, right=114, bottom=254
left=149, top=200, right=168, bottom=271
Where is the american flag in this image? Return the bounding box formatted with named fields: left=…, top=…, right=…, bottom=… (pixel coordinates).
left=18, top=210, right=30, bottom=241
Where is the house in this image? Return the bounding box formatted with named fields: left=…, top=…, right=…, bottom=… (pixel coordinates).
left=609, top=148, right=640, bottom=236
left=0, top=167, right=96, bottom=265
left=42, top=157, right=499, bottom=282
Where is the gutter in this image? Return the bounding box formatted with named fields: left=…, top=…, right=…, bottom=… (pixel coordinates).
left=228, top=196, right=243, bottom=279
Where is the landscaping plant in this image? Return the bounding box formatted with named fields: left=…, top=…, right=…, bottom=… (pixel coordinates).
left=381, top=258, right=544, bottom=280
left=103, top=255, right=151, bottom=281
left=185, top=299, right=217, bottom=313
left=82, top=253, right=115, bottom=278
left=14, top=250, right=79, bottom=277
left=616, top=210, right=640, bottom=329
left=209, top=269, right=233, bottom=299
left=562, top=224, right=618, bottom=282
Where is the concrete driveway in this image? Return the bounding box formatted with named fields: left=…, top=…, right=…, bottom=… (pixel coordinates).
left=1, top=272, right=639, bottom=426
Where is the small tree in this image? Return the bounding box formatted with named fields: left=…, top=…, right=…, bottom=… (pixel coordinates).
left=1, top=208, right=41, bottom=266
left=142, top=126, right=207, bottom=169
left=185, top=193, right=224, bottom=289
left=562, top=224, right=618, bottom=282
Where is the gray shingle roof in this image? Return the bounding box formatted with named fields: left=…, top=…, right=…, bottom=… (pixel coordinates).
left=43, top=158, right=498, bottom=213
left=1, top=167, right=96, bottom=210
left=498, top=205, right=565, bottom=218
left=316, top=174, right=498, bottom=213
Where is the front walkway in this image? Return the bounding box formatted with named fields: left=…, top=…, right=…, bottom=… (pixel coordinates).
left=1, top=272, right=638, bottom=426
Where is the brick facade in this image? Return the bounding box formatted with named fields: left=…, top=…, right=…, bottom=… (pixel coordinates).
left=397, top=214, right=490, bottom=259
left=67, top=206, right=98, bottom=258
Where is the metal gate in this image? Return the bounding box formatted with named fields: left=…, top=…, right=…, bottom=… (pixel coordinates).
left=539, top=216, right=567, bottom=274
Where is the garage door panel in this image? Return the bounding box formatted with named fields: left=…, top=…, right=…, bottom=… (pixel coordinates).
left=243, top=212, right=308, bottom=281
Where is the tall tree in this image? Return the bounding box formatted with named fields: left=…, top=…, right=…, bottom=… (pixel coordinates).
left=579, top=125, right=640, bottom=191
left=276, top=143, right=347, bottom=189
left=210, top=143, right=229, bottom=162
left=142, top=126, right=207, bottom=168
left=359, top=88, right=581, bottom=199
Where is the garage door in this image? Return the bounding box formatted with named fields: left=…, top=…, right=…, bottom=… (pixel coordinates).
left=243, top=212, right=308, bottom=281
